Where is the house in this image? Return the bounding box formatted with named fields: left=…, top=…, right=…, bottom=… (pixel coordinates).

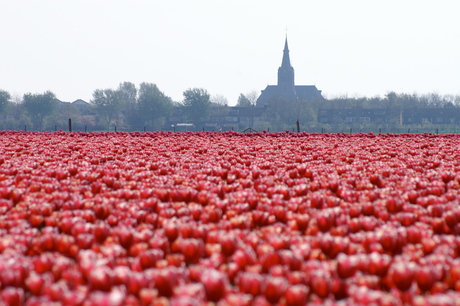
left=71, top=99, right=90, bottom=114
left=166, top=105, right=265, bottom=132
left=56, top=99, right=90, bottom=114
left=403, top=108, right=460, bottom=125
left=318, top=108, right=389, bottom=124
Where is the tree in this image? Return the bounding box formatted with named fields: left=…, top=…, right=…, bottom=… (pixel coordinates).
left=211, top=94, right=228, bottom=107
left=138, top=82, right=173, bottom=130
left=236, top=94, right=252, bottom=107
left=91, top=88, right=123, bottom=130
left=182, top=88, right=211, bottom=126
left=0, top=90, right=11, bottom=114
left=118, top=82, right=139, bottom=127
left=236, top=91, right=258, bottom=107
left=56, top=102, right=82, bottom=131
left=22, top=91, right=57, bottom=131
left=3, top=94, right=30, bottom=130
left=245, top=90, right=259, bottom=106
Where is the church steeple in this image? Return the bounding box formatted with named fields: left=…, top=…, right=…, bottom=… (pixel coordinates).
left=277, top=36, right=296, bottom=94
left=281, top=37, right=291, bottom=68
left=256, top=35, right=323, bottom=107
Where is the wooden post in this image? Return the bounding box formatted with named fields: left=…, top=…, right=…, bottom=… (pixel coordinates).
left=68, top=118, right=72, bottom=132
left=296, top=120, right=300, bottom=133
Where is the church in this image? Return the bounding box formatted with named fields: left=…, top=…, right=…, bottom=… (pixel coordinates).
left=256, top=37, right=323, bottom=107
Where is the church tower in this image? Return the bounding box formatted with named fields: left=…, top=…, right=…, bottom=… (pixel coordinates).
left=277, top=37, right=297, bottom=99
left=256, top=36, right=322, bottom=108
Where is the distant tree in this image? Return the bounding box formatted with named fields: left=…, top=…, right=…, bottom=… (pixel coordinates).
left=211, top=94, right=228, bottom=107
left=236, top=94, right=252, bottom=107
left=182, top=88, right=211, bottom=126
left=118, top=82, right=139, bottom=127
left=56, top=102, right=82, bottom=130
left=454, top=95, right=460, bottom=107
left=245, top=90, right=259, bottom=106
left=236, top=91, right=258, bottom=107
left=91, top=88, right=123, bottom=130
left=138, top=82, right=173, bottom=130
left=0, top=90, right=11, bottom=114
left=3, top=94, right=30, bottom=130
left=23, top=91, right=57, bottom=131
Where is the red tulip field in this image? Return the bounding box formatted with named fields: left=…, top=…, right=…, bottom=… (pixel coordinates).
left=2, top=130, right=460, bottom=305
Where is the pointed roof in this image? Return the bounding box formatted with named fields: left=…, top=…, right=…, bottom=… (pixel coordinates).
left=281, top=37, right=291, bottom=68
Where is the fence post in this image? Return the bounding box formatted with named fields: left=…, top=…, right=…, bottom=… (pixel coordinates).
left=296, top=120, right=300, bottom=133
left=115, top=126, right=117, bottom=132
left=68, top=118, right=72, bottom=132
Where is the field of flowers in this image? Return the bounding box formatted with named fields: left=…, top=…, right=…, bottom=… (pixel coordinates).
left=1, top=131, right=460, bottom=305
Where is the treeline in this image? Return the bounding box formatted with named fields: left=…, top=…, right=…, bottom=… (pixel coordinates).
left=1, top=83, right=460, bottom=132
left=320, top=92, right=460, bottom=109
left=0, top=83, right=216, bottom=131
left=259, top=92, right=460, bottom=132
left=0, top=82, right=262, bottom=132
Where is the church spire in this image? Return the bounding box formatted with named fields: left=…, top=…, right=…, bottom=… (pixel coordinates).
left=277, top=36, right=295, bottom=90
left=281, top=36, right=291, bottom=68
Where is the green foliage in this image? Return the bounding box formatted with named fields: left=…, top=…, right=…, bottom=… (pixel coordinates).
left=22, top=91, right=57, bottom=131
left=312, top=92, right=460, bottom=133
left=91, top=88, right=123, bottom=130
left=236, top=94, right=252, bottom=107
left=3, top=83, right=460, bottom=133
left=182, top=88, right=211, bottom=126
left=119, top=82, right=139, bottom=126
left=321, top=92, right=459, bottom=110
left=138, top=82, right=173, bottom=129
left=236, top=91, right=258, bottom=107
left=0, top=90, right=11, bottom=113
left=211, top=94, right=229, bottom=107
left=55, top=103, right=83, bottom=131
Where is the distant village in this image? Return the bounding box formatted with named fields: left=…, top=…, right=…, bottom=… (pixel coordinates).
left=1, top=38, right=460, bottom=133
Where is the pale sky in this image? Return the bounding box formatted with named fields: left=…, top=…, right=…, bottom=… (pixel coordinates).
left=1, top=0, right=459, bottom=105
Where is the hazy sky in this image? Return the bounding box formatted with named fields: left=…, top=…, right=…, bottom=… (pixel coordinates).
left=1, top=1, right=459, bottom=105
